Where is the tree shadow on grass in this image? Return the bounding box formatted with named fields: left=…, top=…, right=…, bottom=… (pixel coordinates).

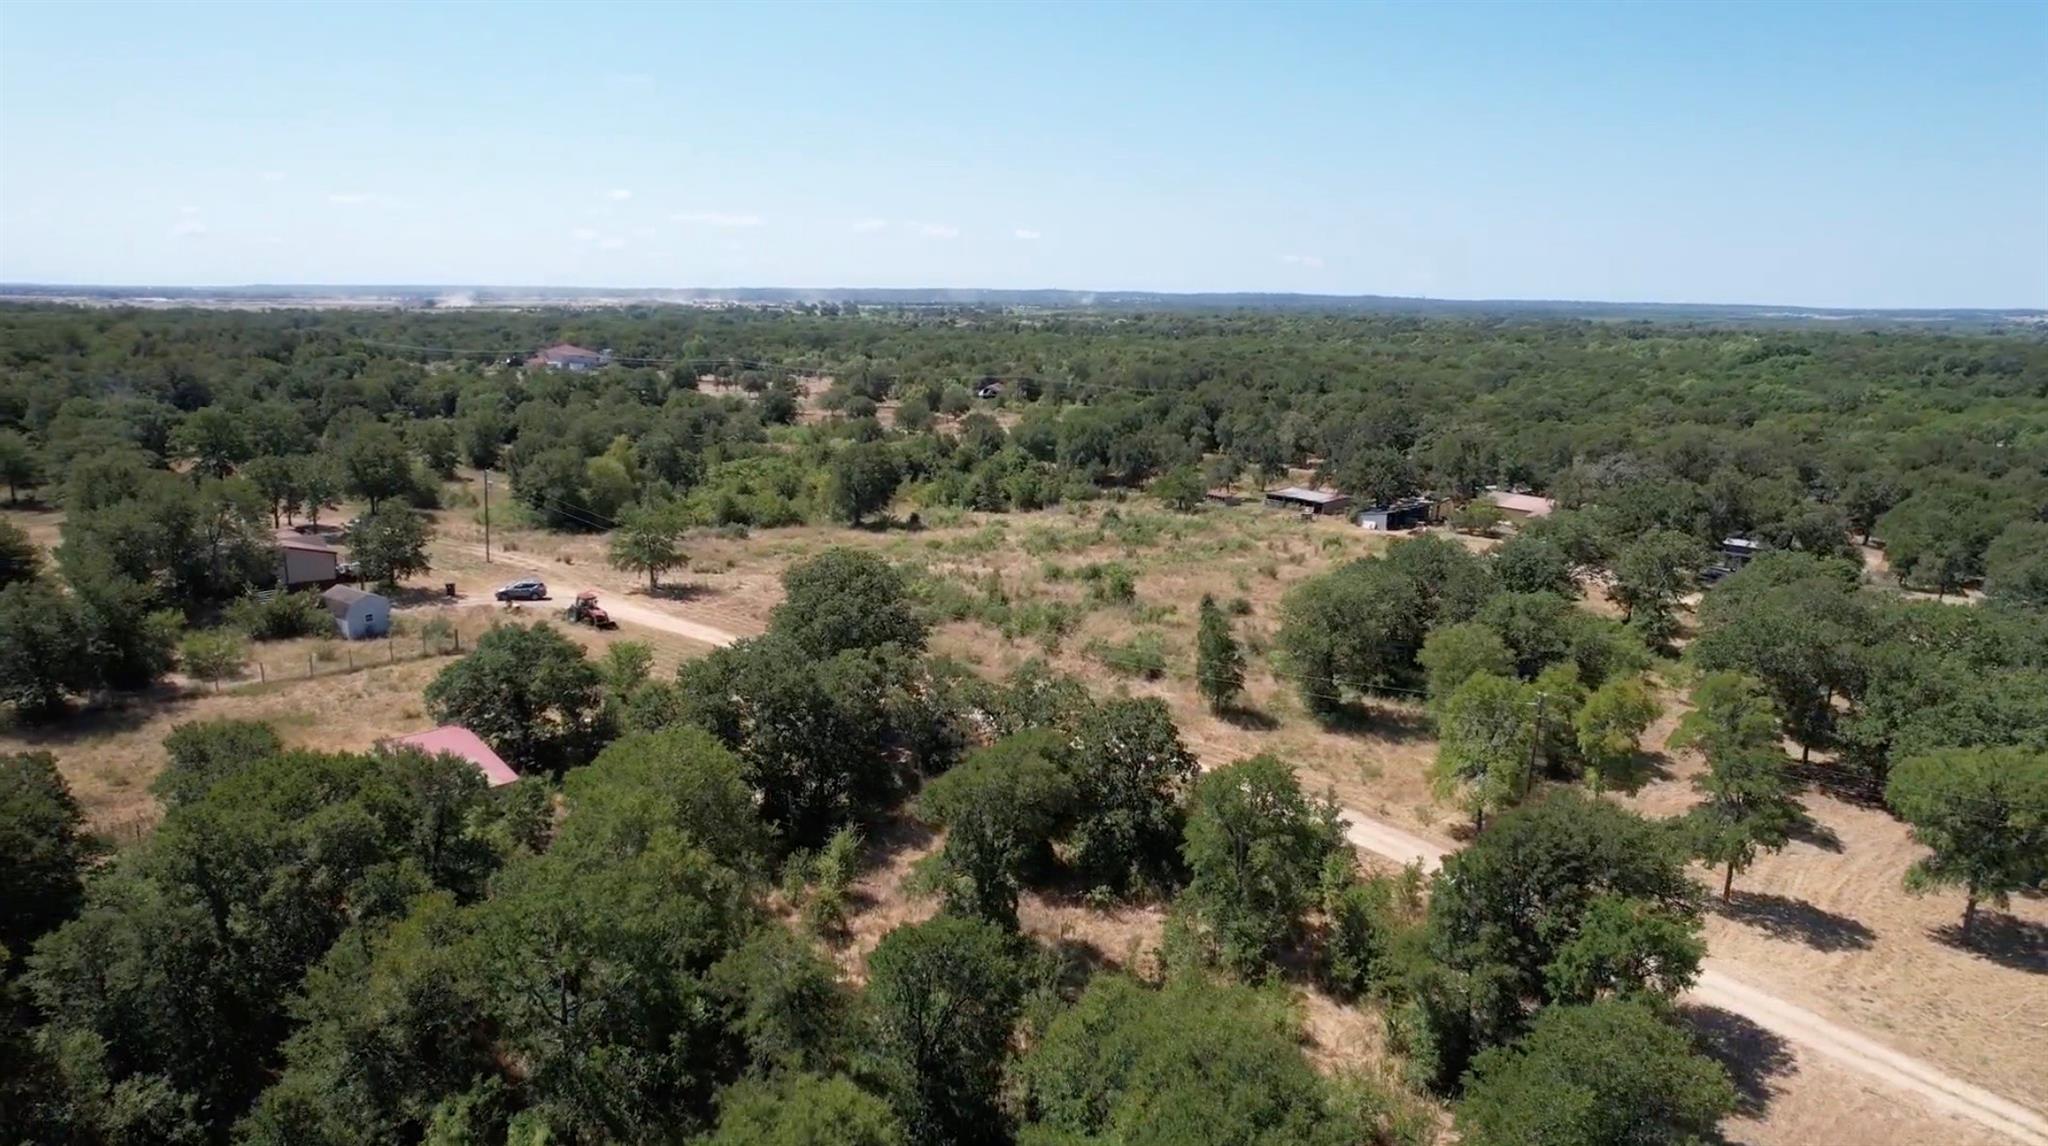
left=1785, top=812, right=1844, bottom=854
left=851, top=814, right=936, bottom=873
left=1712, top=890, right=1875, bottom=952
left=391, top=585, right=460, bottom=607
left=645, top=581, right=725, bottom=604
left=1313, top=701, right=1434, bottom=745
left=1788, top=758, right=1886, bottom=811
left=1218, top=705, right=1280, bottom=732
left=2, top=686, right=188, bottom=743
left=1044, top=935, right=1112, bottom=998
left=1680, top=1004, right=1796, bottom=1119
left=1601, top=749, right=1674, bottom=795
left=1931, top=914, right=2048, bottom=975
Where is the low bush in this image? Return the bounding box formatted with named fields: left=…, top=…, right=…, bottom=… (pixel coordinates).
left=1087, top=630, right=1168, bottom=680
left=224, top=591, right=331, bottom=641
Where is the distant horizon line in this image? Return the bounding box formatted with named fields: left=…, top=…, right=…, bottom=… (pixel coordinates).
left=0, top=281, right=2041, bottom=316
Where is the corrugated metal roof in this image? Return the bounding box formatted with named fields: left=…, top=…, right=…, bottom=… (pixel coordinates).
left=1483, top=490, right=1556, bottom=517
left=321, top=584, right=378, bottom=606
left=1266, top=486, right=1347, bottom=505
left=276, top=528, right=336, bottom=553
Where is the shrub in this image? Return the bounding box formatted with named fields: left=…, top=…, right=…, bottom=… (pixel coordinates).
left=180, top=630, right=249, bottom=692
left=419, top=615, right=458, bottom=653
left=1080, top=561, right=1137, bottom=604
left=225, top=591, right=331, bottom=641
left=1088, top=630, right=1167, bottom=680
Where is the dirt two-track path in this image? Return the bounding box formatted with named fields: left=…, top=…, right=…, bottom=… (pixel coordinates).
left=435, top=542, right=2047, bottom=1144
left=1343, top=818, right=2048, bottom=1146
left=442, top=545, right=739, bottom=648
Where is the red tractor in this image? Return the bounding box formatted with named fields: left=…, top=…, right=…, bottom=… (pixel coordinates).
left=564, top=590, right=618, bottom=630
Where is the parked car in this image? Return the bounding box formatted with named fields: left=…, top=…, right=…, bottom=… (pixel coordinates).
left=494, top=578, right=547, bottom=601
left=335, top=561, right=361, bottom=583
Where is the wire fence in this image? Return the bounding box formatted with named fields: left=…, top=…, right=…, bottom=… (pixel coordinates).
left=200, top=630, right=467, bottom=694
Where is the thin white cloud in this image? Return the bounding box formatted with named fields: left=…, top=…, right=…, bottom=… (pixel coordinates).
left=916, top=222, right=961, bottom=240
left=606, top=188, right=633, bottom=201
left=630, top=226, right=658, bottom=240
left=1013, top=228, right=1042, bottom=241
left=178, top=205, right=201, bottom=216
left=169, top=219, right=207, bottom=237
left=258, top=170, right=287, bottom=183
left=1279, top=253, right=1325, bottom=268
left=571, top=227, right=601, bottom=242
left=328, top=192, right=396, bottom=207
left=851, top=217, right=888, bottom=233
left=598, top=236, right=626, bottom=250
left=672, top=211, right=764, bottom=228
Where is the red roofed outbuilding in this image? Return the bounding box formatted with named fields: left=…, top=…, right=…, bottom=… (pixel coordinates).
left=388, top=725, right=520, bottom=787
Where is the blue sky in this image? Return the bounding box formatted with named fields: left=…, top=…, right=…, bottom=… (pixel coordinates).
left=1, top=1, right=2042, bottom=307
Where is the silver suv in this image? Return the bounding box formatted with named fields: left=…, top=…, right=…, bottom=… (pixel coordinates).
left=494, top=578, right=548, bottom=601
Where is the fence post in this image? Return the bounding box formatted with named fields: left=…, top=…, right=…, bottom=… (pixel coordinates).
left=347, top=648, right=354, bottom=670
left=308, top=653, right=315, bottom=678
left=389, top=640, right=396, bottom=664
left=258, top=662, right=265, bottom=684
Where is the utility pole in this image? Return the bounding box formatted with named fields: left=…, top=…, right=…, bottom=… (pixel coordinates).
left=483, top=469, right=492, bottom=564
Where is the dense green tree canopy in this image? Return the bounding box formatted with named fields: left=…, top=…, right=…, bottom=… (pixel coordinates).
left=424, top=622, right=610, bottom=774
left=1886, top=747, right=2048, bottom=937
left=1017, top=975, right=1375, bottom=1146
left=0, top=752, right=93, bottom=959
left=771, top=546, right=929, bottom=658
left=1456, top=1000, right=1735, bottom=1146
left=866, top=916, right=1024, bottom=1146
left=919, top=730, right=1075, bottom=928
left=1182, top=754, right=1345, bottom=975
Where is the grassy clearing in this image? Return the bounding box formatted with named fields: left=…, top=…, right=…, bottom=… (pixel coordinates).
left=0, top=605, right=708, bottom=841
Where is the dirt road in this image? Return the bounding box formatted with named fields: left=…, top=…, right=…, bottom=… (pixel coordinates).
left=442, top=545, right=740, bottom=648
left=1342, top=815, right=1448, bottom=873
left=1332, top=809, right=2048, bottom=1146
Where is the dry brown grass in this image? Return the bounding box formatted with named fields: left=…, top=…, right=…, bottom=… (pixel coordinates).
left=0, top=601, right=710, bottom=842
left=1, top=659, right=451, bottom=841
left=1702, top=1007, right=2018, bottom=1146
left=1613, top=691, right=2048, bottom=1115
left=648, top=503, right=2046, bottom=1142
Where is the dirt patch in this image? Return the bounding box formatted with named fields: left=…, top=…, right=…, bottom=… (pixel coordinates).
left=0, top=502, right=64, bottom=553
left=832, top=817, right=943, bottom=983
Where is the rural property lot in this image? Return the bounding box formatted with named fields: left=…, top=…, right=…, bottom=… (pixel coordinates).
left=6, top=487, right=2043, bottom=1146
left=413, top=493, right=2048, bottom=1146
